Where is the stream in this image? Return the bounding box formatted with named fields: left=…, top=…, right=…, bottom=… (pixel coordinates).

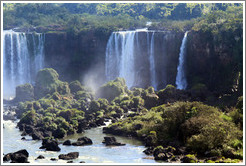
left=3, top=119, right=157, bottom=163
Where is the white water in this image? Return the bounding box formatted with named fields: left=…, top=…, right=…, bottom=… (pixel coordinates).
left=176, top=31, right=189, bottom=90
left=3, top=30, right=45, bottom=98
left=105, top=29, right=158, bottom=89
left=149, top=32, right=157, bottom=90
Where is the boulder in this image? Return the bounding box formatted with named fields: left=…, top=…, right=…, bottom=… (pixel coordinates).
left=72, top=137, right=93, bottom=146
left=32, top=130, right=44, bottom=140
left=35, top=155, right=45, bottom=160
left=58, top=152, right=79, bottom=160
left=3, top=153, right=12, bottom=162
left=8, top=149, right=29, bottom=163
left=102, top=136, right=125, bottom=146
left=63, top=140, right=72, bottom=146
left=40, top=139, right=61, bottom=151
left=181, top=154, right=198, bottom=163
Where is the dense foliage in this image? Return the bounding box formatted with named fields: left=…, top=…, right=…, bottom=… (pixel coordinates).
left=3, top=3, right=243, bottom=34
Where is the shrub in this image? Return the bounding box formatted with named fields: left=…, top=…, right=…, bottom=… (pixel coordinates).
left=97, top=77, right=128, bottom=101
left=69, top=80, right=83, bottom=94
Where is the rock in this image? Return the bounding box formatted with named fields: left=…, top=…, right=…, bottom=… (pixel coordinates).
left=153, top=146, right=176, bottom=161
left=77, top=137, right=93, bottom=144
left=80, top=161, right=86, bottom=163
left=3, top=153, right=12, bottom=162
left=34, top=68, right=62, bottom=99
left=58, top=152, right=79, bottom=160
left=69, top=80, right=84, bottom=94
left=40, top=139, right=61, bottom=151
left=143, top=147, right=154, bottom=155
left=50, top=158, right=58, bottom=161
left=103, top=137, right=126, bottom=146
left=72, top=137, right=93, bottom=146
left=15, top=83, right=34, bottom=102
left=9, top=149, right=29, bottom=163
left=67, top=161, right=73, bottom=163
left=96, top=118, right=105, bottom=126
left=36, top=155, right=45, bottom=160
left=143, top=93, right=159, bottom=109
left=134, top=124, right=143, bottom=130
left=63, top=140, right=72, bottom=146
left=89, top=122, right=97, bottom=128
left=181, top=154, right=198, bottom=163
left=21, top=131, right=27, bottom=136
left=23, top=125, right=35, bottom=134
left=32, top=130, right=44, bottom=140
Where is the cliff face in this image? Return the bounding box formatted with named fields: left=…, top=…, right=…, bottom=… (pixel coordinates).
left=43, top=29, right=243, bottom=94
left=186, top=30, right=243, bottom=94
left=44, top=31, right=110, bottom=82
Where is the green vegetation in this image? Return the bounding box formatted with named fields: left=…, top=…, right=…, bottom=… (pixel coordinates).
left=3, top=3, right=243, bottom=35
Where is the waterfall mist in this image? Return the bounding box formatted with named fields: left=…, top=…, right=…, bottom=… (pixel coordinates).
left=3, top=30, right=45, bottom=99
left=175, top=31, right=189, bottom=90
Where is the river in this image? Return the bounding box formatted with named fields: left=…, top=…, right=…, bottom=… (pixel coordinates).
left=3, top=119, right=157, bottom=163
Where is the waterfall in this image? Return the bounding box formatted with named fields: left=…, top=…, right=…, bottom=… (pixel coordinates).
left=3, top=30, right=45, bottom=98
left=105, top=29, right=168, bottom=90
left=105, top=31, right=136, bottom=88
left=176, top=31, right=189, bottom=90
left=149, top=32, right=157, bottom=90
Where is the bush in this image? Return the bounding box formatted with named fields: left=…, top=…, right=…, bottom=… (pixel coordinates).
left=69, top=80, right=83, bottom=94
left=97, top=77, right=128, bottom=102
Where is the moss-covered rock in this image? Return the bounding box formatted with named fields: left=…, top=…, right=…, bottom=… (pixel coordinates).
left=69, top=80, right=84, bottom=94
left=34, top=68, right=70, bottom=99
left=15, top=83, right=34, bottom=102
left=97, top=77, right=128, bottom=102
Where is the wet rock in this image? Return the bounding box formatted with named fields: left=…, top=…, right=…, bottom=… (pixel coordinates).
left=21, top=137, right=26, bottom=140
left=36, top=155, right=45, bottom=160
left=181, top=154, right=198, bottom=163
left=80, top=161, right=86, bottom=163
left=58, top=152, right=79, bottom=160
left=9, top=149, right=29, bottom=163
left=32, top=130, right=44, bottom=140
left=63, top=140, right=72, bottom=146
left=21, top=131, right=27, bottom=136
left=96, top=118, right=105, bottom=126
left=3, top=153, right=12, bottom=162
left=72, top=137, right=93, bottom=146
left=103, top=136, right=126, bottom=146
left=50, top=158, right=58, bottom=161
left=153, top=146, right=176, bottom=161
left=23, top=125, right=35, bottom=134
left=143, top=147, right=155, bottom=155
left=67, top=161, right=73, bottom=163
left=40, top=139, right=61, bottom=151
left=77, top=137, right=93, bottom=144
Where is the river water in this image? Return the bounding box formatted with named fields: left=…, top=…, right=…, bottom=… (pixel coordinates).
left=3, top=120, right=157, bottom=163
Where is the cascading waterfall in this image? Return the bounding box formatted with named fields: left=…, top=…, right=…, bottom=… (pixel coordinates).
left=149, top=32, right=157, bottom=90
left=105, top=31, right=136, bottom=88
left=175, top=31, right=189, bottom=90
left=106, top=29, right=183, bottom=90
left=3, top=30, right=45, bottom=98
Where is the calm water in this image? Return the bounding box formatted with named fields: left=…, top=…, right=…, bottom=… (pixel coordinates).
left=3, top=120, right=156, bottom=163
